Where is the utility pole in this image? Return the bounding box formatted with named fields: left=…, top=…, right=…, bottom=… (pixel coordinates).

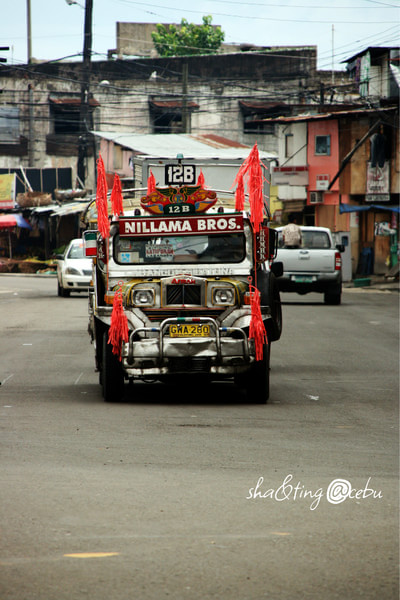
left=77, top=0, right=93, bottom=187
left=27, top=0, right=32, bottom=63
left=181, top=61, right=188, bottom=133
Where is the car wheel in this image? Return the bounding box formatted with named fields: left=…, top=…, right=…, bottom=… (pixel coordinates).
left=57, top=280, right=70, bottom=297
left=324, top=289, right=341, bottom=305
left=102, top=331, right=125, bottom=402
left=243, top=344, right=270, bottom=404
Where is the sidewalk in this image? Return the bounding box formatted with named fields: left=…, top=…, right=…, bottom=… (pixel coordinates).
left=343, top=274, right=399, bottom=293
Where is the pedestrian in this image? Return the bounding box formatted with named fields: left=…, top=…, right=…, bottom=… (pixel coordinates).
left=282, top=214, right=302, bottom=248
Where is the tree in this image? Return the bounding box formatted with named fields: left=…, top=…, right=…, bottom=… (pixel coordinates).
left=151, top=16, right=225, bottom=57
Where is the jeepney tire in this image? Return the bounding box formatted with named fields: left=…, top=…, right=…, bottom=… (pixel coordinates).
left=245, top=344, right=270, bottom=404
left=102, top=331, right=125, bottom=402
left=255, top=270, right=282, bottom=342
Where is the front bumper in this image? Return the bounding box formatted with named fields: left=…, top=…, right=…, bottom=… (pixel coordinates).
left=62, top=275, right=92, bottom=291
left=121, top=314, right=267, bottom=377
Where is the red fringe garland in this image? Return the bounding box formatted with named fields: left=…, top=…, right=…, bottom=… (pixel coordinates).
left=96, top=154, right=110, bottom=239
left=110, top=173, right=124, bottom=216
left=235, top=173, right=245, bottom=211
left=247, top=144, right=264, bottom=233
left=249, top=285, right=268, bottom=361
left=108, top=289, right=129, bottom=360
left=196, top=170, right=205, bottom=187
left=233, top=142, right=266, bottom=232
left=147, top=170, right=156, bottom=194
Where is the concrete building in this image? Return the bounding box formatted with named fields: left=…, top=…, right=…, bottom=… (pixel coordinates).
left=0, top=46, right=354, bottom=195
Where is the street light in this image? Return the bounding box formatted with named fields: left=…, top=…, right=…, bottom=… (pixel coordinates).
left=65, top=0, right=84, bottom=7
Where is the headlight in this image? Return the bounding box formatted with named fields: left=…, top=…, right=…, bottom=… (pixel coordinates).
left=65, top=267, right=81, bottom=275
left=131, top=289, right=155, bottom=306
left=213, top=287, right=235, bottom=306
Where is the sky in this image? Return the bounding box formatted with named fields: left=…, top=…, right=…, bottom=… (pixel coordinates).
left=1, top=0, right=399, bottom=71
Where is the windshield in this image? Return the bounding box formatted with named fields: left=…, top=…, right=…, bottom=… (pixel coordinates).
left=278, top=230, right=331, bottom=249
left=114, top=232, right=246, bottom=264
left=67, top=243, right=85, bottom=258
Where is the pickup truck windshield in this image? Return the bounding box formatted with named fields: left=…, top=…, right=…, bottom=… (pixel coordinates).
left=114, top=232, right=246, bottom=264
left=278, top=230, right=331, bottom=249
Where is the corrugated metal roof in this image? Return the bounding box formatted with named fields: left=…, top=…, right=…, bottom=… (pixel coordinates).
left=91, top=131, right=276, bottom=159
left=261, top=106, right=397, bottom=124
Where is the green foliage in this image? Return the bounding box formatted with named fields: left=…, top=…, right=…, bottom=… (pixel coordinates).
left=151, top=16, right=225, bottom=57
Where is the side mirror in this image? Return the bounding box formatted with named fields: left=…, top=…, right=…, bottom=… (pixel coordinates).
left=336, top=244, right=345, bottom=253
left=271, top=261, right=283, bottom=278
left=53, top=254, right=64, bottom=260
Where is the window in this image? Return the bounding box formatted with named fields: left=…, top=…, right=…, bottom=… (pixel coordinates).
left=114, top=233, right=246, bottom=265
left=0, top=107, right=20, bottom=143
left=278, top=230, right=330, bottom=249
left=149, top=98, right=198, bottom=134
left=285, top=134, right=294, bottom=158
left=114, top=145, right=123, bottom=170
left=315, top=135, right=331, bottom=155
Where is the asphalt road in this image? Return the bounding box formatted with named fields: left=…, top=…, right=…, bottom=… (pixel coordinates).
left=0, top=275, right=398, bottom=600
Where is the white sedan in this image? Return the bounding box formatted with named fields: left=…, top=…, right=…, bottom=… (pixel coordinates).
left=57, top=238, right=93, bottom=297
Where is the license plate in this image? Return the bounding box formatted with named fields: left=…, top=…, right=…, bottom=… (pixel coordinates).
left=292, top=276, right=314, bottom=283
left=169, top=323, right=210, bottom=338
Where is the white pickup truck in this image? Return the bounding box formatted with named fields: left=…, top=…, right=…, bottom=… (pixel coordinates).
left=275, top=226, right=344, bottom=305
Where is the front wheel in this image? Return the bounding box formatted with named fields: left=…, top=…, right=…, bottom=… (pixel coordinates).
left=242, top=344, right=270, bottom=404
left=57, top=280, right=70, bottom=297
left=102, top=331, right=125, bottom=402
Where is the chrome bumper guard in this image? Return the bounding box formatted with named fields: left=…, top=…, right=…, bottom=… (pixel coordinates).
left=125, top=316, right=250, bottom=368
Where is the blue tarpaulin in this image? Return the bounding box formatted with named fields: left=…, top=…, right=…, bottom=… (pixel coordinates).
left=340, top=204, right=400, bottom=214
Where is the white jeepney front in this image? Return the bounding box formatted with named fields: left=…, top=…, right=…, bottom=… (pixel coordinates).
left=91, top=210, right=273, bottom=378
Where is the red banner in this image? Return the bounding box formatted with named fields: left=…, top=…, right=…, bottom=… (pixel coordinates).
left=119, top=215, right=244, bottom=237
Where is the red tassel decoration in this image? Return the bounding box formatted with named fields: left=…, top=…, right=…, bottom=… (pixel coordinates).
left=235, top=173, right=245, bottom=211
left=108, top=288, right=129, bottom=360
left=197, top=170, right=205, bottom=187
left=96, top=154, right=110, bottom=239
left=110, top=173, right=124, bottom=216
left=247, top=143, right=264, bottom=233
left=147, top=170, right=156, bottom=194
left=233, top=142, right=266, bottom=231
left=249, top=285, right=268, bottom=361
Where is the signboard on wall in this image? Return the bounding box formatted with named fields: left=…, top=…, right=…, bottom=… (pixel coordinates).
left=0, top=173, right=16, bottom=209
left=366, top=162, right=389, bottom=201
left=316, top=174, right=330, bottom=190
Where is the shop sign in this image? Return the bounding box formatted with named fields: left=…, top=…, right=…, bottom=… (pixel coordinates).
left=366, top=162, right=389, bottom=198
left=0, top=173, right=16, bottom=209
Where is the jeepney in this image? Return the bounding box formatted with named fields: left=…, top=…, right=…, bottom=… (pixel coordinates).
left=85, top=156, right=283, bottom=403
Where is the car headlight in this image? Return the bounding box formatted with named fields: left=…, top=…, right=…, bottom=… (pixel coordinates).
left=212, top=287, right=235, bottom=306
left=65, top=267, right=81, bottom=275
left=131, top=289, right=155, bottom=306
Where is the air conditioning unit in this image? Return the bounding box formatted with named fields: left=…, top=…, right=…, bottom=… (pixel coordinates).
left=310, top=191, right=324, bottom=204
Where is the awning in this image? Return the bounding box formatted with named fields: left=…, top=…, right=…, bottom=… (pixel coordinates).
left=49, top=95, right=100, bottom=107
left=149, top=99, right=199, bottom=110
left=0, top=214, right=32, bottom=229
left=340, top=204, right=400, bottom=214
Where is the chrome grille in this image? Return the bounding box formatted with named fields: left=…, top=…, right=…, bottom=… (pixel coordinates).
left=166, top=284, right=201, bottom=305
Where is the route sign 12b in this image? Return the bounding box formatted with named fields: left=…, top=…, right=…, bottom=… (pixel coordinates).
left=165, top=164, right=196, bottom=186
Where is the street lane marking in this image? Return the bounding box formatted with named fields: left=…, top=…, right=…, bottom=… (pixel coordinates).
left=271, top=532, right=291, bottom=536
left=1, top=374, right=14, bottom=385
left=64, top=552, right=120, bottom=558
left=74, top=373, right=83, bottom=385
